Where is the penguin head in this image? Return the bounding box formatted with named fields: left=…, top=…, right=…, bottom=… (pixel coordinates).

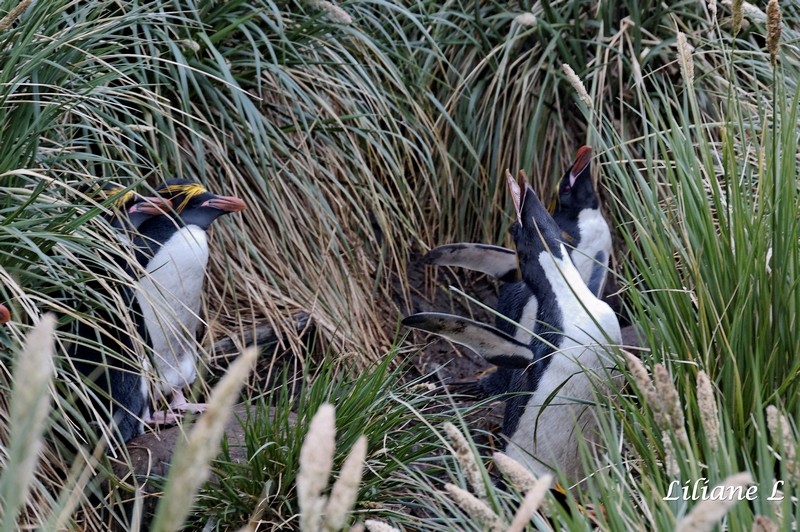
left=555, top=145, right=598, bottom=214
left=507, top=169, right=566, bottom=270
left=149, top=179, right=246, bottom=229
left=0, top=304, right=9, bottom=324
left=88, top=181, right=172, bottom=230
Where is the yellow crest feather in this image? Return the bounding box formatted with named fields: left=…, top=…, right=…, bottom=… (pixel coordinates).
left=159, top=183, right=207, bottom=213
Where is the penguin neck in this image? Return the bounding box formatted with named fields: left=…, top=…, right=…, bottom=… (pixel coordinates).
left=536, top=245, right=596, bottom=306
left=133, top=217, right=207, bottom=269
left=553, top=204, right=589, bottom=244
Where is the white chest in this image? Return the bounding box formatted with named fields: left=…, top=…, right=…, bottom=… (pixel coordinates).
left=572, top=209, right=612, bottom=293
left=513, top=296, right=538, bottom=344
left=506, top=250, right=620, bottom=480
left=135, top=225, right=209, bottom=392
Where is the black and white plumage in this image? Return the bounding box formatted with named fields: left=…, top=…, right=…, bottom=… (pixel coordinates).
left=422, top=147, right=612, bottom=397
left=551, top=145, right=611, bottom=297
left=130, top=180, right=245, bottom=423
left=70, top=184, right=172, bottom=443
left=404, top=171, right=621, bottom=481
left=423, top=146, right=611, bottom=296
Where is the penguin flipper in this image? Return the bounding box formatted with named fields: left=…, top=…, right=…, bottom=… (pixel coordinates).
left=402, top=312, right=534, bottom=368
left=423, top=244, right=518, bottom=282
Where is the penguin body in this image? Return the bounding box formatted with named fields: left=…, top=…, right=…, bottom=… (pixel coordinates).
left=131, top=180, right=245, bottom=420
left=70, top=185, right=171, bottom=443
left=134, top=223, right=208, bottom=394
left=502, top=174, right=620, bottom=479
left=404, top=171, right=620, bottom=480
left=423, top=147, right=611, bottom=397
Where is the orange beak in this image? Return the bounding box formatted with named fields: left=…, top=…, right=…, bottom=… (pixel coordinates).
left=128, top=196, right=173, bottom=216
left=568, top=145, right=593, bottom=188
left=0, top=304, right=10, bottom=324
left=201, top=195, right=247, bottom=212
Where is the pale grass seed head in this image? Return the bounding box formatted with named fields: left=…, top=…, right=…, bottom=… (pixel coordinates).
left=625, top=352, right=668, bottom=428
left=310, top=0, right=353, bottom=25
left=444, top=483, right=504, bottom=532
left=514, top=13, right=537, bottom=27
left=507, top=474, right=552, bottom=532
left=624, top=351, right=654, bottom=393
left=493, top=452, right=538, bottom=492
left=752, top=515, right=778, bottom=532
left=151, top=346, right=258, bottom=532
left=738, top=1, right=767, bottom=22
left=0, top=0, right=32, bottom=31
left=696, top=371, right=720, bottom=451
left=654, top=364, right=688, bottom=445
left=181, top=39, right=201, bottom=53
left=766, top=405, right=797, bottom=482
left=364, top=520, right=400, bottom=532
left=324, top=435, right=368, bottom=532
left=676, top=32, right=695, bottom=86
left=675, top=473, right=753, bottom=532
left=731, top=0, right=744, bottom=33
left=766, top=0, right=782, bottom=66
left=561, top=64, right=593, bottom=109
left=1, top=315, right=56, bottom=527
left=298, top=403, right=337, bottom=532
left=443, top=422, right=486, bottom=499
left=708, top=0, right=718, bottom=20
left=662, top=434, right=680, bottom=477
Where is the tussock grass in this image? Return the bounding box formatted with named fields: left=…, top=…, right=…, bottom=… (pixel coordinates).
left=1, top=0, right=799, bottom=529
left=192, top=352, right=452, bottom=530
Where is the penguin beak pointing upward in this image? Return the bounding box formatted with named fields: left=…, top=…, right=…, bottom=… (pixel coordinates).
left=128, top=196, right=173, bottom=216
left=505, top=169, right=524, bottom=225
left=0, top=304, right=10, bottom=324
left=511, top=180, right=564, bottom=259
left=201, top=195, right=247, bottom=213
left=568, top=145, right=592, bottom=190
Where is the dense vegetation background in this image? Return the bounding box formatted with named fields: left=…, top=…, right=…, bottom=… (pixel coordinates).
left=1, top=0, right=798, bottom=529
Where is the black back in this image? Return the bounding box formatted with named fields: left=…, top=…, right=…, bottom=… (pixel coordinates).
left=68, top=193, right=156, bottom=444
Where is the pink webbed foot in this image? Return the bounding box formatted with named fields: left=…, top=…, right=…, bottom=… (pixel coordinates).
left=144, top=390, right=208, bottom=427
left=168, top=389, right=208, bottom=414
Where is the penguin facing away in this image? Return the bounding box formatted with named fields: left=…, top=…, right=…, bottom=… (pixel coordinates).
left=70, top=187, right=173, bottom=443
left=130, top=179, right=245, bottom=423
left=404, top=170, right=621, bottom=481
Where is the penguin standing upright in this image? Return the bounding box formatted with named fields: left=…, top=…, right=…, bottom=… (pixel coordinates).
left=130, top=180, right=246, bottom=423
left=70, top=184, right=172, bottom=443
left=500, top=171, right=621, bottom=479
left=404, top=169, right=621, bottom=481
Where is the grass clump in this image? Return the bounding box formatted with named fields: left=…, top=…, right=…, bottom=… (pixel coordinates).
left=192, top=352, right=452, bottom=530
